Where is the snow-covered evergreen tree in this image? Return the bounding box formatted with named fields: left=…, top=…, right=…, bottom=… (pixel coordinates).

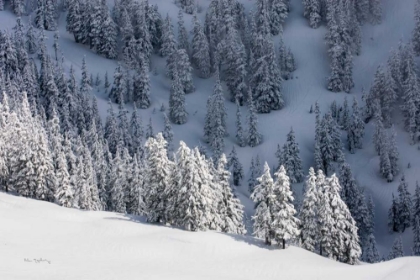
left=369, top=0, right=382, bottom=25
left=227, top=146, right=243, bottom=187
left=281, top=128, right=304, bottom=183
left=217, top=154, right=246, bottom=235
left=247, top=89, right=262, bottom=147
left=133, top=54, right=151, bottom=109
left=235, top=100, right=246, bottom=147
left=169, top=65, right=187, bottom=125
left=177, top=9, right=190, bottom=54
left=388, top=193, right=400, bottom=233
left=144, top=133, right=172, bottom=223
left=397, top=175, right=412, bottom=232
left=364, top=233, right=380, bottom=263
left=387, top=236, right=404, bottom=260
left=251, top=162, right=276, bottom=245
left=413, top=216, right=420, bottom=256
left=299, top=167, right=319, bottom=253
left=192, top=13, right=211, bottom=78
left=303, top=0, right=321, bottom=28
left=272, top=165, right=300, bottom=249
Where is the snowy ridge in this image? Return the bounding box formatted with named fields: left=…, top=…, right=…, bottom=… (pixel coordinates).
left=1, top=192, right=419, bottom=280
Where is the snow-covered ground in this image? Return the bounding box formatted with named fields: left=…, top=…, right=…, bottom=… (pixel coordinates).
left=0, top=0, right=420, bottom=265
left=1, top=192, right=419, bottom=280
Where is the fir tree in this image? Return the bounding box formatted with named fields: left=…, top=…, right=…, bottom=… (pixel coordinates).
left=299, top=167, right=319, bottom=253
left=272, top=165, right=300, bottom=249
left=364, top=233, right=380, bottom=263
left=387, top=236, right=404, bottom=260
left=133, top=54, right=151, bottom=109
left=235, top=99, right=246, bottom=147
left=218, top=154, right=246, bottom=235
left=388, top=194, right=400, bottom=233
left=397, top=175, right=412, bottom=232
left=413, top=216, right=420, bottom=256
left=227, top=146, right=244, bottom=187
left=247, top=89, right=262, bottom=147
left=169, top=65, right=187, bottom=125
left=192, top=13, right=211, bottom=78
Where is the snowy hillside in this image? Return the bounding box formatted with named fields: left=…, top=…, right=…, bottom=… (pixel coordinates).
left=1, top=192, right=419, bottom=280
left=1, top=0, right=420, bottom=275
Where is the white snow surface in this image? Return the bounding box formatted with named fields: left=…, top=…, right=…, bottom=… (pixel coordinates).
left=1, top=192, right=419, bottom=280
left=0, top=0, right=420, bottom=262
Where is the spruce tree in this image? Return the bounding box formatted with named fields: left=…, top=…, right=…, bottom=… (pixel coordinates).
left=133, top=54, right=151, bottom=109
left=397, top=175, right=412, bottom=232
left=247, top=89, right=262, bottom=147
left=227, top=146, right=244, bottom=187
left=235, top=100, right=246, bottom=147
left=413, top=0, right=420, bottom=56
left=364, top=233, right=380, bottom=263
left=144, top=133, right=172, bottom=223
left=387, top=236, right=404, bottom=260
left=413, top=216, right=420, bottom=256
left=388, top=194, right=400, bottom=233
left=281, top=128, right=304, bottom=183
left=251, top=162, right=276, bottom=245
left=272, top=165, right=300, bottom=249
left=369, top=0, right=382, bottom=25
left=192, top=13, right=211, bottom=78
left=218, top=154, right=246, bottom=235
left=169, top=65, right=187, bottom=125
left=177, top=9, right=190, bottom=54
left=299, top=167, right=319, bottom=253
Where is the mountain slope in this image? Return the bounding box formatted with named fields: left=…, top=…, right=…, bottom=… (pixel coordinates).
left=1, top=192, right=419, bottom=280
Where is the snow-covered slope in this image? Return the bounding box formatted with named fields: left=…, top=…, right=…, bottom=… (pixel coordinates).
left=1, top=0, right=420, bottom=258
left=0, top=192, right=419, bottom=280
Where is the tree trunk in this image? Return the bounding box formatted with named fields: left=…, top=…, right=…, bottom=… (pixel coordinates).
left=282, top=239, right=285, bottom=249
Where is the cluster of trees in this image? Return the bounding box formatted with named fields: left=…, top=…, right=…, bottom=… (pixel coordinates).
left=250, top=161, right=363, bottom=265
left=388, top=177, right=420, bottom=235
left=329, top=97, right=365, bottom=154
left=303, top=0, right=381, bottom=93
left=303, top=0, right=382, bottom=29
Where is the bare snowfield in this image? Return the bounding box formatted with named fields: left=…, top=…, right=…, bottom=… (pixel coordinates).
left=0, top=192, right=419, bottom=280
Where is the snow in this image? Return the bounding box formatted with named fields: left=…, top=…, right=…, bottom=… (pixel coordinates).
left=0, top=0, right=419, bottom=264
left=0, top=192, right=419, bottom=280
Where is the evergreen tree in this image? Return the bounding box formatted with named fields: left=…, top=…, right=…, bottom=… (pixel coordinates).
left=161, top=14, right=177, bottom=57
left=109, top=148, right=127, bottom=213
left=144, top=133, right=172, bottom=223
left=364, top=233, right=380, bottom=263
left=247, top=89, right=262, bottom=147
left=413, top=216, right=420, bottom=256
left=388, top=194, right=400, bottom=233
left=177, top=9, right=190, bottom=54
left=133, top=54, right=151, bottom=109
left=104, top=100, right=119, bottom=155
left=162, top=114, right=174, bottom=155
left=235, top=100, right=246, bottom=147
left=387, top=236, right=404, bottom=260
left=299, top=167, right=319, bottom=253
left=413, top=181, right=420, bottom=224
left=169, top=65, right=187, bottom=124
left=218, top=154, right=246, bottom=235
left=272, top=165, right=300, bottom=249
left=192, top=13, right=211, bottom=78
left=369, top=0, right=382, bottom=25
left=227, top=146, right=244, bottom=187
left=413, top=0, right=420, bottom=56
left=251, top=162, right=276, bottom=245
left=303, top=0, right=321, bottom=28
left=397, top=175, right=412, bottom=232
left=109, top=65, right=126, bottom=104
left=281, top=128, right=304, bottom=183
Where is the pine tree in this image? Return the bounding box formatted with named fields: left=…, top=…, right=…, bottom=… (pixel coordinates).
left=162, top=114, right=174, bottom=155
left=218, top=154, right=246, bottom=235
left=169, top=65, right=187, bottom=125
left=413, top=0, right=420, bottom=56
left=272, top=165, right=300, bottom=249
left=175, top=48, right=195, bottom=93
left=398, top=175, right=412, bottom=232
left=109, top=65, right=126, bottom=104
left=364, top=233, right=380, bottom=263
left=281, top=128, right=304, bottom=183
left=133, top=54, right=151, bottom=109
left=413, top=181, right=420, bottom=224
left=104, top=100, right=119, bottom=155
left=299, top=167, right=319, bottom=253
left=388, top=194, right=400, bottom=233
left=235, top=99, right=246, bottom=147
left=109, top=148, right=127, bottom=213
left=387, top=236, right=404, bottom=260
left=160, top=14, right=177, bottom=57
left=227, top=146, right=244, bottom=187
left=413, top=216, right=420, bottom=256
left=192, top=13, right=211, bottom=78
left=146, top=117, right=154, bottom=139
left=55, top=151, right=74, bottom=208
left=177, top=9, right=190, bottom=54
left=270, top=0, right=288, bottom=35
left=247, top=89, right=262, bottom=147
left=369, top=0, right=382, bottom=25
left=144, top=133, right=172, bottom=223
left=251, top=162, right=276, bottom=245
left=303, top=0, right=321, bottom=28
